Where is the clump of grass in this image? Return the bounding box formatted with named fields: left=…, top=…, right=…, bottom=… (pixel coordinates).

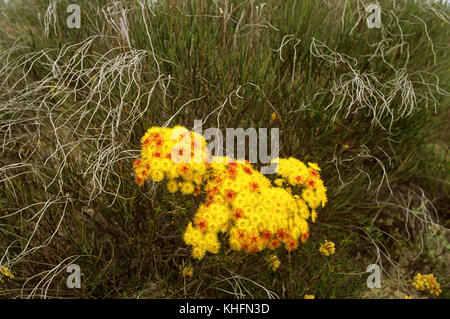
left=0, top=0, right=448, bottom=298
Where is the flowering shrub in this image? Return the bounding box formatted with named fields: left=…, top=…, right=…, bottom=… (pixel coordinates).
left=133, top=126, right=328, bottom=259
left=413, top=273, right=441, bottom=296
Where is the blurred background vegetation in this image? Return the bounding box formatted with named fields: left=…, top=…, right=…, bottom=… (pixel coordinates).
left=0, top=0, right=448, bottom=298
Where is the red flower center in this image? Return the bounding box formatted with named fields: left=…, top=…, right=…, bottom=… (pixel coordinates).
left=250, top=235, right=258, bottom=244
left=233, top=209, right=243, bottom=219
left=276, top=229, right=287, bottom=240
left=133, top=159, right=141, bottom=169
left=269, top=240, right=280, bottom=249
left=197, top=220, right=207, bottom=230
left=249, top=182, right=259, bottom=192
left=261, top=230, right=272, bottom=240
left=301, top=232, right=309, bottom=243
left=225, top=189, right=236, bottom=201
left=227, top=166, right=237, bottom=179
left=155, top=138, right=163, bottom=147
left=309, top=169, right=319, bottom=178
left=180, top=165, right=190, bottom=174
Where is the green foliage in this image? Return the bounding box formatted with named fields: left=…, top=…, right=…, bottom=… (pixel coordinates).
left=0, top=0, right=448, bottom=298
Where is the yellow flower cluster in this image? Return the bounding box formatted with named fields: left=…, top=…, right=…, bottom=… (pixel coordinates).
left=134, top=126, right=328, bottom=260
left=319, top=240, right=335, bottom=256
left=413, top=273, right=441, bottom=296
left=133, top=126, right=209, bottom=194
left=0, top=266, right=14, bottom=281
left=304, top=294, right=315, bottom=299
left=272, top=158, right=328, bottom=211
left=266, top=254, right=281, bottom=271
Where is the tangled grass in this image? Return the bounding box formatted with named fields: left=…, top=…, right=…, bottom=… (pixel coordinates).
left=0, top=0, right=448, bottom=298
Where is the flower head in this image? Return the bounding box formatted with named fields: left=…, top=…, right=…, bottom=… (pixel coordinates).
left=319, top=240, right=335, bottom=256
left=266, top=254, right=281, bottom=271
left=308, top=162, right=321, bottom=171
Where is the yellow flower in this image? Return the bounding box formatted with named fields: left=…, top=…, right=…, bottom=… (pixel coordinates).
left=311, top=209, right=317, bottom=222
left=274, top=178, right=284, bottom=187
left=167, top=180, right=179, bottom=193
left=192, top=247, right=206, bottom=260
left=266, top=254, right=281, bottom=271
left=319, top=240, right=335, bottom=256
left=150, top=169, right=164, bottom=182
left=0, top=267, right=14, bottom=280
left=50, top=82, right=58, bottom=93
left=404, top=295, right=412, bottom=299
left=304, top=294, right=315, bottom=299
left=271, top=112, right=278, bottom=121
left=180, top=182, right=195, bottom=195
left=308, top=162, right=321, bottom=171
left=413, top=273, right=441, bottom=296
